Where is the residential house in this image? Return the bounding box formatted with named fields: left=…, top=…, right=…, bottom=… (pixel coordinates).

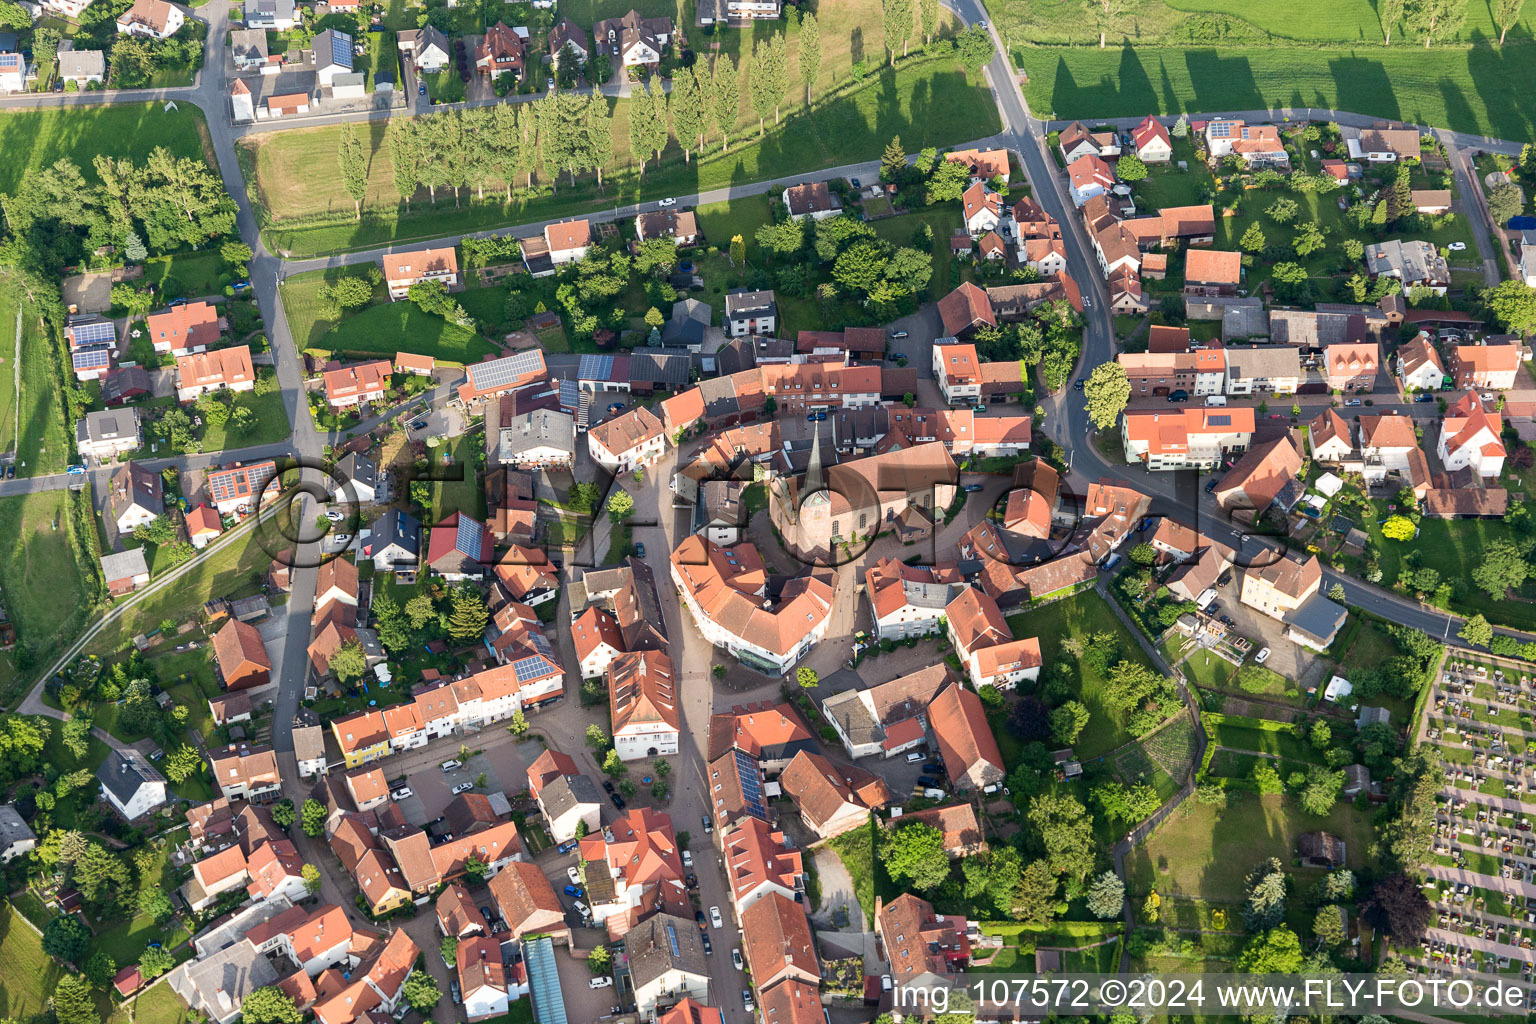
left=1225, top=346, right=1302, bottom=395
left=99, top=749, right=167, bottom=819
left=426, top=512, right=492, bottom=581
left=548, top=18, right=587, bottom=63
left=437, top=884, right=488, bottom=939
left=322, top=360, right=392, bottom=410
left=213, top=618, right=272, bottom=692
left=1345, top=126, right=1421, bottom=162
left=176, top=346, right=255, bottom=402
left=961, top=182, right=1001, bottom=237
left=879, top=893, right=971, bottom=984
left=0, top=805, right=36, bottom=864
left=0, top=52, right=22, bottom=94
left=900, top=803, right=985, bottom=857
left=1365, top=239, right=1450, bottom=295
left=1058, top=121, right=1119, bottom=163
left=117, top=0, right=184, bottom=37
left=1240, top=551, right=1322, bottom=619
left=101, top=364, right=153, bottom=405
left=594, top=9, right=673, bottom=68
left=572, top=606, right=626, bottom=680
left=928, top=681, right=1004, bottom=791
left=821, top=664, right=955, bottom=760
left=781, top=182, right=841, bottom=220
left=186, top=506, right=223, bottom=548
left=724, top=289, right=776, bottom=337
left=1439, top=391, right=1506, bottom=477
left=932, top=339, right=981, bottom=404
left=1066, top=154, right=1114, bottom=206
left=587, top=405, right=665, bottom=472
left=1413, top=189, right=1453, bottom=214
left=1117, top=348, right=1226, bottom=397
left=865, top=557, right=968, bottom=640
left=1205, top=119, right=1289, bottom=168
left=107, top=461, right=162, bottom=534
left=1184, top=250, right=1242, bottom=298
left=230, top=28, right=270, bottom=70
left=209, top=743, right=281, bottom=803
left=780, top=750, right=888, bottom=839
left=487, top=860, right=570, bottom=942
left=936, top=281, right=996, bottom=339
left=1358, top=414, right=1420, bottom=482
left=579, top=807, right=687, bottom=933
left=497, top=408, right=576, bottom=469
left=76, top=408, right=141, bottom=461
left=610, top=651, right=679, bottom=761
left=57, top=46, right=106, bottom=85
left=456, top=935, right=511, bottom=1021
left=313, top=28, right=354, bottom=87
left=741, top=892, right=818, bottom=990
left=476, top=22, right=525, bottom=78
left=1308, top=408, right=1354, bottom=463
left=626, top=913, right=710, bottom=1020
left=399, top=25, right=451, bottom=72
left=527, top=749, right=602, bottom=842
left=1121, top=407, right=1256, bottom=470
left=383, top=246, right=459, bottom=299
left=244, top=0, right=295, bottom=28
left=1131, top=115, right=1173, bottom=163
left=946, top=147, right=1011, bottom=184
left=344, top=767, right=390, bottom=811
left=520, top=220, right=591, bottom=277
left=292, top=709, right=327, bottom=778
left=720, top=817, right=802, bottom=913
left=1397, top=334, right=1447, bottom=391
left=1023, top=236, right=1069, bottom=276
left=1214, top=433, right=1304, bottom=513
left=1323, top=342, right=1380, bottom=392
left=1450, top=341, right=1522, bottom=391
left=100, top=548, right=151, bottom=596
left=331, top=709, right=391, bottom=768
left=635, top=209, right=700, bottom=245
left=945, top=587, right=1041, bottom=692
left=371, top=509, right=421, bottom=573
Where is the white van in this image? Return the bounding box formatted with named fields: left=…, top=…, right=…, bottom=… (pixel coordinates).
left=1205, top=395, right=1228, bottom=407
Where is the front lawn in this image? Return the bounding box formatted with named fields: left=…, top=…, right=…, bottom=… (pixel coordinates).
left=1127, top=790, right=1376, bottom=902
left=423, top=69, right=466, bottom=104
left=694, top=194, right=774, bottom=261
left=1183, top=648, right=1236, bottom=690
left=317, top=302, right=501, bottom=365
left=142, top=250, right=226, bottom=299
left=1005, top=590, right=1162, bottom=758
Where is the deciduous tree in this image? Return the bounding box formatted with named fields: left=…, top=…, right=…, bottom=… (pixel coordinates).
left=712, top=55, right=739, bottom=153
left=241, top=986, right=304, bottom=1024
left=338, top=122, right=367, bottom=219
left=1360, top=873, right=1432, bottom=939
left=880, top=821, right=950, bottom=891
left=1405, top=0, right=1468, bottom=46
left=1084, top=362, right=1131, bottom=430
left=798, top=11, right=821, bottom=104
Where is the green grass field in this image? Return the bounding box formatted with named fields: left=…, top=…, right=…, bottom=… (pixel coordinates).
left=246, top=61, right=1000, bottom=257
left=0, top=491, right=96, bottom=702
left=1, top=270, right=72, bottom=478
left=315, top=302, right=501, bottom=364
left=0, top=903, right=101, bottom=1023
left=1127, top=791, right=1374, bottom=901
left=0, top=103, right=215, bottom=193
left=198, top=382, right=292, bottom=453
left=1364, top=505, right=1536, bottom=630
left=1021, top=43, right=1536, bottom=141
left=1006, top=590, right=1162, bottom=759
left=694, top=194, right=775, bottom=261
left=142, top=251, right=226, bottom=300
left=429, top=433, right=487, bottom=523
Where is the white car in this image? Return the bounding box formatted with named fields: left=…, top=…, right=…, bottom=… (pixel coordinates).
left=658, top=197, right=677, bottom=208
left=568, top=866, right=583, bottom=884
left=451, top=781, right=474, bottom=795
left=440, top=760, right=462, bottom=772
left=589, top=977, right=613, bottom=989
left=710, top=906, right=723, bottom=928
left=1255, top=647, right=1271, bottom=664
left=732, top=949, right=744, bottom=970
left=682, top=849, right=693, bottom=868
left=1449, top=241, right=1467, bottom=251
left=742, top=990, right=755, bottom=1013
left=390, top=786, right=413, bottom=801
left=325, top=510, right=345, bottom=522
left=573, top=900, right=590, bottom=918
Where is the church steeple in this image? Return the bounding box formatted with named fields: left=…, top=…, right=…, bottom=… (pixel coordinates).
left=805, top=415, right=825, bottom=494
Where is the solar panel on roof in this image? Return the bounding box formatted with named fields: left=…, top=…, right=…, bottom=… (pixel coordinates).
left=511, top=655, right=551, bottom=683
left=734, top=749, right=768, bottom=820
left=69, top=321, right=115, bottom=347
left=456, top=516, right=484, bottom=560
left=1208, top=414, right=1231, bottom=426
left=579, top=354, right=614, bottom=380
left=666, top=922, right=680, bottom=958
left=468, top=350, right=543, bottom=392
left=529, top=631, right=555, bottom=658
left=331, top=31, right=353, bottom=68
left=73, top=348, right=111, bottom=370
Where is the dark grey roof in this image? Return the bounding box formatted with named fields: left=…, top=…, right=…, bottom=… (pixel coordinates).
left=724, top=289, right=776, bottom=317
left=101, top=365, right=152, bottom=404
left=375, top=508, right=422, bottom=555
left=540, top=773, right=601, bottom=820
left=337, top=451, right=378, bottom=495
left=0, top=805, right=34, bottom=851
left=625, top=912, right=708, bottom=990
left=100, top=547, right=150, bottom=583
left=1283, top=594, right=1348, bottom=646
left=629, top=351, right=690, bottom=389
left=110, top=462, right=163, bottom=522
left=715, top=339, right=756, bottom=376
left=98, top=749, right=165, bottom=804
left=77, top=408, right=140, bottom=446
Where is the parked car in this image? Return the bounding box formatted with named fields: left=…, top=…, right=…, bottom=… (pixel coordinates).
left=389, top=786, right=413, bottom=800
left=888, top=329, right=908, bottom=339
left=743, top=990, right=756, bottom=1013
left=1449, top=241, right=1467, bottom=251
left=1167, top=390, right=1189, bottom=403
left=849, top=177, right=861, bottom=188
left=711, top=906, right=724, bottom=928
left=682, top=849, right=693, bottom=868
left=963, top=484, right=984, bottom=492
left=610, top=793, right=627, bottom=809
left=1255, top=647, right=1272, bottom=664
left=450, top=980, right=461, bottom=1004
left=440, top=760, right=462, bottom=772
left=1204, top=479, right=1218, bottom=493
left=702, top=815, right=713, bottom=834
left=564, top=885, right=583, bottom=897
left=686, top=873, right=698, bottom=889
left=696, top=910, right=708, bottom=931
left=589, top=976, right=614, bottom=989
left=418, top=81, right=426, bottom=95
left=923, top=761, right=942, bottom=773
left=1217, top=572, right=1232, bottom=587
left=634, top=542, right=645, bottom=558
left=573, top=900, right=590, bottom=918
left=701, top=933, right=713, bottom=954
left=658, top=197, right=677, bottom=208
left=732, top=949, right=744, bottom=970
left=916, top=775, right=941, bottom=788
left=602, top=779, right=615, bottom=794
left=567, top=866, right=582, bottom=884
left=1073, top=378, right=1085, bottom=390
left=906, top=752, right=924, bottom=763
left=1415, top=393, right=1434, bottom=403
left=1344, top=398, right=1362, bottom=407
left=556, top=840, right=578, bottom=854
left=326, top=510, right=345, bottom=522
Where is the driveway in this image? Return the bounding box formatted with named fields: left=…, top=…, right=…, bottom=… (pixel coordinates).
left=808, top=846, right=863, bottom=933
left=884, top=304, right=944, bottom=377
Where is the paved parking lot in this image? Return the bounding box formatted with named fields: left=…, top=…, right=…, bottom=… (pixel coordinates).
left=1203, top=582, right=1330, bottom=694
left=401, top=751, right=511, bottom=821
